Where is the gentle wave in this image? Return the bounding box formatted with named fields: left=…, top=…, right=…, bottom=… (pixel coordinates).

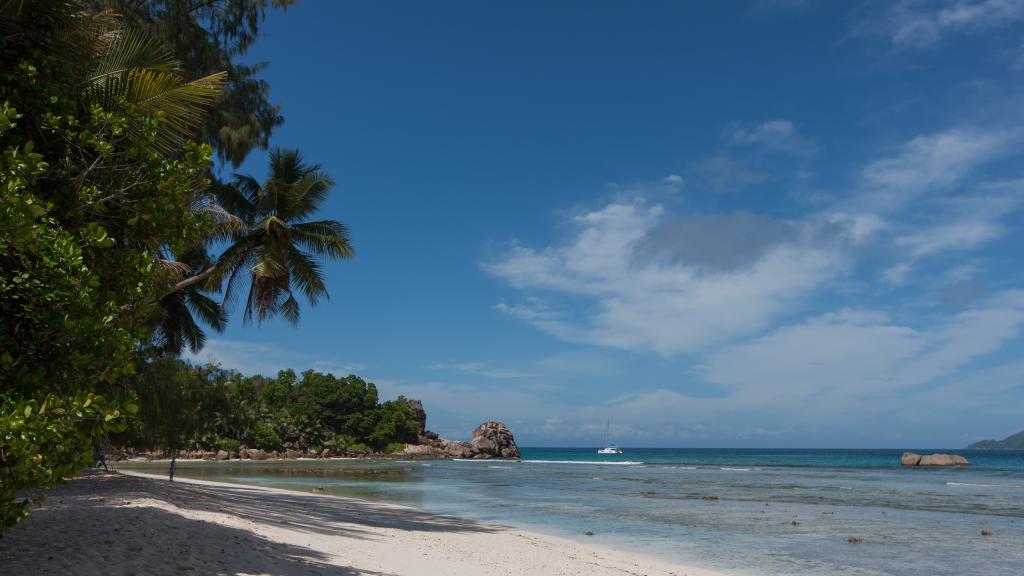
left=946, top=482, right=1024, bottom=489
left=720, top=467, right=753, bottom=471
left=451, top=458, right=643, bottom=466
left=523, top=459, right=645, bottom=466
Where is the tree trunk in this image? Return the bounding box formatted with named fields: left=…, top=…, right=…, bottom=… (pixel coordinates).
left=169, top=456, right=177, bottom=482
left=163, top=264, right=219, bottom=298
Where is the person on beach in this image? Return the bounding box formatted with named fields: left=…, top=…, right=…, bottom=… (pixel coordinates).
left=93, top=449, right=108, bottom=471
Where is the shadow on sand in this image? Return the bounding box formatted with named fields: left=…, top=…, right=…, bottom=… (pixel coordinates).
left=0, top=470, right=499, bottom=576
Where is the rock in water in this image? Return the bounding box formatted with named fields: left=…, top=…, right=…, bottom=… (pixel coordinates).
left=901, top=452, right=969, bottom=466
left=919, top=453, right=969, bottom=466
left=470, top=421, right=521, bottom=459
left=901, top=452, right=922, bottom=466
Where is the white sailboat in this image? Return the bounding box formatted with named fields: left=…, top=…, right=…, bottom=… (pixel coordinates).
left=597, top=418, right=623, bottom=454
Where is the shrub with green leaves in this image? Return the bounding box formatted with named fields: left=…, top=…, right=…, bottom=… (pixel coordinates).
left=1, top=1, right=217, bottom=530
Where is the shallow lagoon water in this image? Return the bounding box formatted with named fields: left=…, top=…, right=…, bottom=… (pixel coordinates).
left=119, top=448, right=1024, bottom=576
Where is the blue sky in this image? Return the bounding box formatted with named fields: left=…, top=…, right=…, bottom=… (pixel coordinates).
left=188, top=0, right=1024, bottom=448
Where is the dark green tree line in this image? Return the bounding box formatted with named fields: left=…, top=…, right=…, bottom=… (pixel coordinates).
left=116, top=362, right=421, bottom=456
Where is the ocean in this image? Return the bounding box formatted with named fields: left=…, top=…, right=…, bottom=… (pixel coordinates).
left=118, top=448, right=1024, bottom=575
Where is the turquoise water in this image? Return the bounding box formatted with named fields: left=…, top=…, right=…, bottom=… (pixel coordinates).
left=119, top=448, right=1024, bottom=575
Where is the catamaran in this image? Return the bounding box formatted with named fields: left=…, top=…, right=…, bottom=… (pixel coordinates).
left=597, top=419, right=623, bottom=454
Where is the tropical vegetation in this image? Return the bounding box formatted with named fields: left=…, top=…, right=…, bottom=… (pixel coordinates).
left=0, top=0, right=374, bottom=532
left=118, top=361, right=421, bottom=458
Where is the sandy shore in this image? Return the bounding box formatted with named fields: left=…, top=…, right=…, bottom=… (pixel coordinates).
left=0, top=470, right=727, bottom=576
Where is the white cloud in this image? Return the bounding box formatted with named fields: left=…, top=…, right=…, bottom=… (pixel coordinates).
left=184, top=338, right=364, bottom=377
left=882, top=262, right=913, bottom=285
left=703, top=292, right=1024, bottom=405
left=728, top=119, right=817, bottom=155
left=860, top=0, right=1024, bottom=49
left=487, top=200, right=872, bottom=356
left=858, top=128, right=1018, bottom=211
left=426, top=361, right=534, bottom=380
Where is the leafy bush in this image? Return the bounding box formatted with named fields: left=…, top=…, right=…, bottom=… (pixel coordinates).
left=384, top=442, right=407, bottom=454
left=346, top=443, right=371, bottom=455
left=215, top=438, right=241, bottom=453
left=251, top=422, right=282, bottom=451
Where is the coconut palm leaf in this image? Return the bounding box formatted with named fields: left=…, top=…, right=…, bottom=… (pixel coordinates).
left=192, top=148, right=354, bottom=324
left=82, top=24, right=226, bottom=153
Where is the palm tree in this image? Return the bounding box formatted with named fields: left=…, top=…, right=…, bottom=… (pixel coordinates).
left=152, top=249, right=227, bottom=356
left=166, top=148, right=353, bottom=324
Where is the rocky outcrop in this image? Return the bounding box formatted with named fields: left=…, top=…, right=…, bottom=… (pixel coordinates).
left=400, top=416, right=521, bottom=460
left=919, top=453, right=969, bottom=466
left=443, top=439, right=474, bottom=459
left=469, top=421, right=520, bottom=459
left=215, top=450, right=230, bottom=461
left=398, top=444, right=445, bottom=458
left=410, top=400, right=427, bottom=434
left=901, top=452, right=969, bottom=466
left=900, top=452, right=921, bottom=466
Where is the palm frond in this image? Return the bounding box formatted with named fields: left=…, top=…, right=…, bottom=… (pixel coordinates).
left=186, top=291, right=228, bottom=332
left=284, top=246, right=326, bottom=304
left=284, top=169, right=333, bottom=220
left=291, top=220, right=353, bottom=259
left=127, top=70, right=227, bottom=153
left=88, top=25, right=179, bottom=88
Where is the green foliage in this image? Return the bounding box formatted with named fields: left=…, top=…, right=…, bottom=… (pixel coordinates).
left=251, top=422, right=281, bottom=451
left=215, top=437, right=241, bottom=453
left=94, top=0, right=297, bottom=167
left=0, top=0, right=219, bottom=530
left=1, top=0, right=353, bottom=534
left=114, top=361, right=421, bottom=457
left=122, top=360, right=227, bottom=455
left=0, top=392, right=130, bottom=531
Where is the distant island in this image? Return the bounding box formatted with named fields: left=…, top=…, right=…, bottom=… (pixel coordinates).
left=968, top=430, right=1024, bottom=449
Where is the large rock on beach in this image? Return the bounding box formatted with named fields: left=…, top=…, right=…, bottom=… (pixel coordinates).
left=245, top=448, right=267, bottom=460
left=442, top=439, right=473, bottom=459
left=399, top=444, right=445, bottom=458
left=215, top=450, right=230, bottom=461
left=284, top=449, right=303, bottom=459
left=470, top=421, right=520, bottom=459
left=901, top=452, right=969, bottom=466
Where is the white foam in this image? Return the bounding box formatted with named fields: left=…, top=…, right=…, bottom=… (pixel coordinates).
left=946, top=482, right=1024, bottom=489
left=528, top=460, right=643, bottom=466
left=720, top=467, right=753, bottom=471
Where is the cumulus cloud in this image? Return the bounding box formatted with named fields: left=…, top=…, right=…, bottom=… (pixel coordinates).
left=480, top=119, right=1024, bottom=445
left=486, top=199, right=875, bottom=356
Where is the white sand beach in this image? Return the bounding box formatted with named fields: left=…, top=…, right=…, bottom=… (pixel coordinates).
left=0, top=470, right=727, bottom=576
